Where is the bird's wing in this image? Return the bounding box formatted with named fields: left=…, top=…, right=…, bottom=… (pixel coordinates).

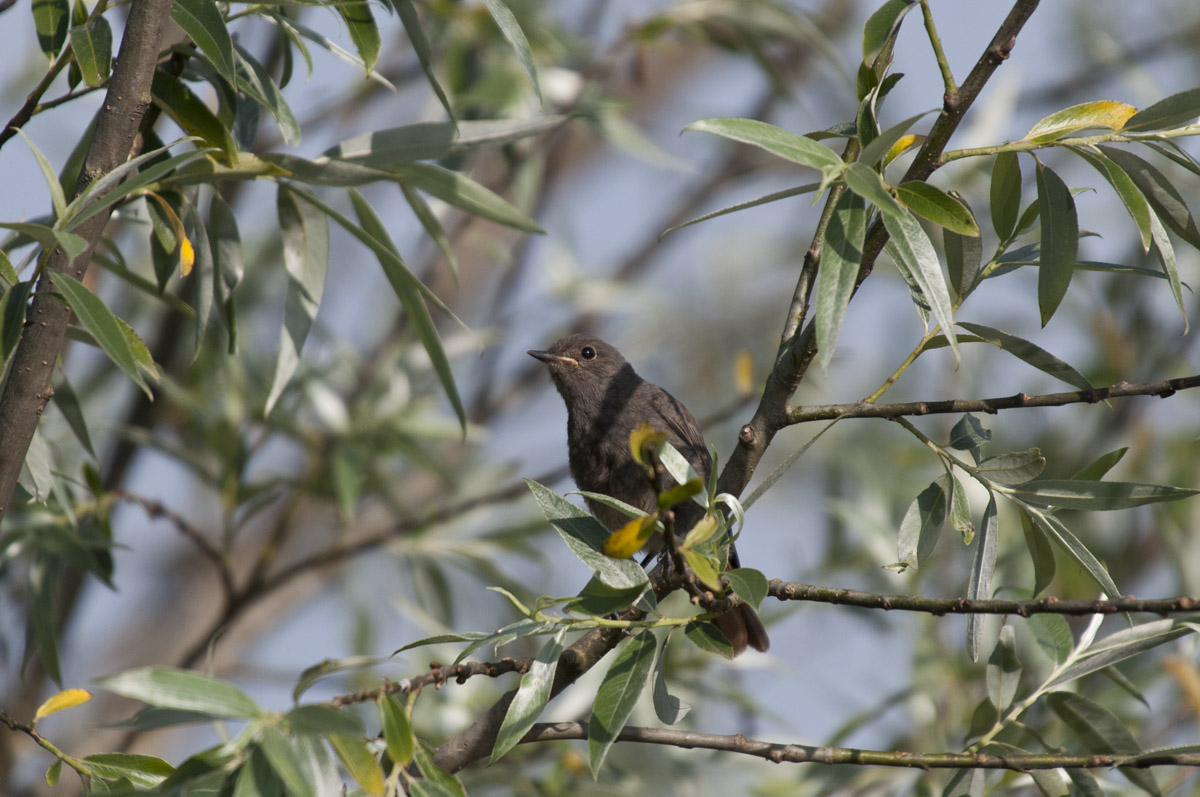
left=648, top=386, right=713, bottom=481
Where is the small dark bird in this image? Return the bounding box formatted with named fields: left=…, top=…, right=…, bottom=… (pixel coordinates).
left=529, top=334, right=769, bottom=655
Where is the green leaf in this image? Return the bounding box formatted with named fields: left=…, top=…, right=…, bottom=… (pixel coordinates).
left=1020, top=509, right=1057, bottom=596
left=393, top=0, right=455, bottom=121
left=571, top=576, right=651, bottom=616
left=170, top=0, right=236, bottom=85
left=68, top=14, right=112, bottom=88
left=945, top=218, right=983, bottom=300
left=990, top=151, right=1022, bottom=240
left=1034, top=161, right=1078, bottom=326
left=1148, top=208, right=1189, bottom=334
left=257, top=725, right=316, bottom=797
left=182, top=201, right=214, bottom=362
left=1023, top=510, right=1120, bottom=598
left=400, top=183, right=458, bottom=281
left=323, top=117, right=565, bottom=165
left=1124, top=87, right=1200, bottom=131
left=957, top=322, right=1094, bottom=391
left=209, top=193, right=244, bottom=349
left=897, top=181, right=979, bottom=236
left=1100, top=146, right=1200, bottom=251
left=0, top=280, right=33, bottom=366
left=233, top=43, right=301, bottom=146
left=1073, top=147, right=1152, bottom=252
left=986, top=625, right=1020, bottom=712
left=1030, top=613, right=1073, bottom=665
left=948, top=413, right=991, bottom=451
left=336, top=1, right=380, bottom=72
left=588, top=632, right=657, bottom=776
left=150, top=71, right=238, bottom=164
left=727, top=568, right=768, bottom=610
left=379, top=695, right=415, bottom=767
left=976, top=448, right=1046, bottom=486
left=525, top=479, right=648, bottom=589
left=284, top=704, right=364, bottom=737
left=1012, top=480, right=1197, bottom=510
left=29, top=558, right=62, bottom=684
left=51, top=369, right=95, bottom=458
left=881, top=208, right=959, bottom=364
left=387, top=163, right=543, bottom=233
left=481, top=0, right=541, bottom=104
left=966, top=495, right=997, bottom=662
left=53, top=271, right=152, bottom=397
left=858, top=110, right=932, bottom=167
left=1073, top=448, right=1128, bottom=481
left=65, top=146, right=213, bottom=233
left=1047, top=692, right=1160, bottom=795
left=862, top=0, right=916, bottom=64
left=815, top=190, right=865, bottom=371
left=0, top=223, right=87, bottom=263
left=265, top=185, right=328, bottom=415
left=684, top=118, right=843, bottom=173
left=0, top=250, right=18, bottom=286
left=412, top=745, right=467, bottom=796
left=492, top=627, right=565, bottom=762
left=96, top=666, right=263, bottom=718
left=15, top=130, right=68, bottom=223
left=949, top=474, right=973, bottom=543
left=897, top=480, right=947, bottom=568
left=1052, top=620, right=1194, bottom=690
left=291, top=655, right=386, bottom=703
left=1023, top=100, right=1136, bottom=143
left=843, top=161, right=905, bottom=215
left=329, top=734, right=385, bottom=797
left=683, top=620, right=734, bottom=658
left=651, top=636, right=690, bottom=725
left=345, top=187, right=467, bottom=429
left=744, top=419, right=840, bottom=510
left=32, top=0, right=69, bottom=59
left=80, top=753, right=173, bottom=788
left=661, top=183, right=820, bottom=238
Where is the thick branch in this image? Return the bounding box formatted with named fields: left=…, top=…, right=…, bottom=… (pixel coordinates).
left=0, top=0, right=174, bottom=522
left=788, top=374, right=1200, bottom=423
left=771, top=582, right=1200, bottom=617
left=519, top=721, right=1200, bottom=770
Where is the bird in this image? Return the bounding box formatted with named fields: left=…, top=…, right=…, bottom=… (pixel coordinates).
left=528, top=333, right=769, bottom=655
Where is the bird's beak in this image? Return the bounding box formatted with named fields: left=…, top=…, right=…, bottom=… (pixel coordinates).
left=528, top=349, right=578, bottom=367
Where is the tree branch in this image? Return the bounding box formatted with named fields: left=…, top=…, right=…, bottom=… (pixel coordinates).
left=787, top=374, right=1200, bottom=423
left=329, top=658, right=533, bottom=707
left=519, top=721, right=1200, bottom=770
left=0, top=0, right=175, bottom=523
left=771, top=581, right=1200, bottom=617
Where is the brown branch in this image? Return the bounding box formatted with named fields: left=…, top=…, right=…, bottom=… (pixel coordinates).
left=519, top=721, right=1200, bottom=770
left=114, top=491, right=235, bottom=599
left=0, top=0, right=175, bottom=523
left=788, top=374, right=1200, bottom=423
left=771, top=581, right=1200, bottom=617
left=330, top=658, right=533, bottom=707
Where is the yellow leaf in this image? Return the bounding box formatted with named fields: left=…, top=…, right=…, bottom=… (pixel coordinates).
left=681, top=514, right=720, bottom=549
left=179, top=237, right=195, bottom=276
left=34, top=689, right=91, bottom=723
left=1023, top=100, right=1137, bottom=143
left=657, top=477, right=704, bottom=509
left=734, top=350, right=754, bottom=397
left=603, top=513, right=658, bottom=559
left=629, top=421, right=666, bottom=468
left=884, top=134, right=925, bottom=168
left=682, top=548, right=723, bottom=592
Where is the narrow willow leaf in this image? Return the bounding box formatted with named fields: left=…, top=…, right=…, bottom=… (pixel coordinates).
left=1124, top=87, right=1200, bottom=131
left=412, top=745, right=467, bottom=796
left=1024, top=510, right=1120, bottom=598
left=1029, top=613, right=1073, bottom=665
left=991, top=151, right=1022, bottom=240
left=97, top=666, right=263, bottom=718
left=1019, top=509, right=1056, bottom=596
left=53, top=272, right=151, bottom=397
left=1047, top=692, right=1160, bottom=795
left=858, top=110, right=932, bottom=167
left=170, top=0, right=236, bottom=85
left=957, top=322, right=1094, bottom=391
left=400, top=183, right=458, bottom=281
left=588, top=632, right=657, bottom=776
left=843, top=162, right=905, bottom=215
left=1053, top=620, right=1193, bottom=691
left=1072, top=448, right=1128, bottom=481
left=66, top=147, right=213, bottom=232
left=492, top=628, right=566, bottom=762
left=966, top=495, right=998, bottom=662
left=1034, top=161, right=1078, bottom=326
left=815, top=190, right=865, bottom=371
left=233, top=43, right=301, bottom=146
left=1012, top=480, right=1197, bottom=510
left=387, top=162, right=543, bottom=233
left=651, top=636, right=690, bottom=725
left=986, top=625, right=1020, bottom=712
left=671, top=183, right=823, bottom=236
left=378, top=695, right=415, bottom=767
left=1023, top=100, right=1136, bottom=142
left=345, top=188, right=467, bottom=429
left=897, top=181, right=979, bottom=236
left=209, top=194, right=243, bottom=348
left=258, top=726, right=316, bottom=797
left=336, top=1, right=380, bottom=72
left=394, top=0, right=455, bottom=120
left=949, top=475, right=973, bottom=543
left=79, top=753, right=173, bottom=788
left=0, top=223, right=87, bottom=263
left=862, top=0, right=917, bottom=64
left=945, top=217, right=984, bottom=300
left=292, top=655, right=387, bottom=703
left=33, top=0, right=69, bottom=59
left=329, top=734, right=384, bottom=797
left=69, top=15, right=112, bottom=88
left=34, top=688, right=92, bottom=722
left=480, top=0, right=541, bottom=103
left=1100, top=146, right=1200, bottom=251
left=744, top=419, right=840, bottom=509
left=182, top=202, right=213, bottom=362
left=1072, top=147, right=1152, bottom=252
left=525, top=480, right=647, bottom=589
left=150, top=71, right=237, bottom=164
left=897, top=480, right=948, bottom=568
left=684, top=118, right=843, bottom=173
left=323, top=117, right=565, bottom=165
left=881, top=208, right=960, bottom=364
left=1148, top=208, right=1188, bottom=334
left=0, top=280, right=34, bottom=366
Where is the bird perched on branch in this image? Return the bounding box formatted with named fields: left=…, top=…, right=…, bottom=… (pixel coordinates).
left=529, top=334, right=769, bottom=655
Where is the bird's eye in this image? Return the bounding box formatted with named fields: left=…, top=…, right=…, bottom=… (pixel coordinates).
left=580, top=346, right=596, bottom=360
